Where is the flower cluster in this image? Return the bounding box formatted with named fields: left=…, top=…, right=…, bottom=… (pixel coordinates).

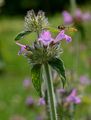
left=16, top=29, right=71, bottom=64
left=62, top=9, right=91, bottom=25
left=16, top=29, right=71, bottom=52
left=57, top=88, right=81, bottom=105
left=56, top=88, right=81, bottom=119
left=38, top=30, right=72, bottom=46
left=66, top=89, right=81, bottom=104
left=25, top=96, right=46, bottom=107
left=16, top=28, right=71, bottom=65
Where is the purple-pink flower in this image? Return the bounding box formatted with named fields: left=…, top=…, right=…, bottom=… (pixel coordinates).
left=62, top=11, right=73, bottom=24
left=82, top=12, right=91, bottom=21
left=75, top=9, right=83, bottom=20
left=16, top=42, right=26, bottom=55
left=66, top=89, right=81, bottom=104
left=38, top=30, right=72, bottom=46
left=80, top=75, right=91, bottom=85
left=38, top=30, right=53, bottom=46
left=54, top=30, right=72, bottom=43
left=62, top=9, right=91, bottom=25
left=25, top=97, right=34, bottom=107
left=57, top=88, right=66, bottom=94
left=23, top=78, right=31, bottom=89
left=38, top=98, right=45, bottom=106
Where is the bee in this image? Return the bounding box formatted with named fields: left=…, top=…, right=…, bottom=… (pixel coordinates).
left=58, top=25, right=77, bottom=32
left=58, top=25, right=66, bottom=30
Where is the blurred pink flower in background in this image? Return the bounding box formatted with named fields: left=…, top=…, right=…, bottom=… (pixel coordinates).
left=62, top=8, right=91, bottom=25
left=36, top=116, right=43, bottom=120
left=23, top=78, right=31, bottom=89
left=75, top=9, right=83, bottom=20
left=25, top=96, right=34, bottom=107
left=80, top=75, right=91, bottom=85
left=57, top=88, right=66, bottom=94
left=62, top=11, right=73, bottom=24
left=82, top=12, right=91, bottom=21
left=38, top=98, right=45, bottom=106
left=66, top=89, right=81, bottom=104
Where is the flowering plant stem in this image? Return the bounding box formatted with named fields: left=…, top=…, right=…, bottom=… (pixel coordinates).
left=70, top=0, right=76, bottom=15
left=44, top=63, right=57, bottom=120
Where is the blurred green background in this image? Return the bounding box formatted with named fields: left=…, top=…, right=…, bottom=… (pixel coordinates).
left=0, top=0, right=91, bottom=120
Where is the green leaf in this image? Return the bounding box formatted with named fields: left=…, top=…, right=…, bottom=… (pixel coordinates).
left=48, top=58, right=66, bottom=87
left=15, top=31, right=31, bottom=41
left=31, top=64, right=42, bottom=96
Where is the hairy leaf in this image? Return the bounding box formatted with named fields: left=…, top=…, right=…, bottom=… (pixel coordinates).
left=31, top=64, right=42, bottom=96
left=15, top=31, right=31, bottom=41
left=48, top=58, right=66, bottom=87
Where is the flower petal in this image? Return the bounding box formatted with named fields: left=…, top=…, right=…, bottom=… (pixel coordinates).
left=16, top=42, right=26, bottom=55
left=54, top=30, right=65, bottom=43
left=65, top=35, right=72, bottom=42
left=38, top=98, right=45, bottom=105
left=82, top=12, right=91, bottom=21
left=38, top=30, right=53, bottom=46
left=54, top=30, right=72, bottom=43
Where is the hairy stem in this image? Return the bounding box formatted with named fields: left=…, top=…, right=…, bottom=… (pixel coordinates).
left=44, top=63, right=57, bottom=120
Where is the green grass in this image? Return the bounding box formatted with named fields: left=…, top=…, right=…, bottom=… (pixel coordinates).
left=0, top=14, right=91, bottom=120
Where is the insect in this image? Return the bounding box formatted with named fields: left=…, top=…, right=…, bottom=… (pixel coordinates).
left=58, top=25, right=77, bottom=32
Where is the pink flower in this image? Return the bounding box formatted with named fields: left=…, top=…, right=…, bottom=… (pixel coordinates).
left=75, top=9, right=91, bottom=21
left=25, top=97, right=34, bottom=107
left=38, top=98, right=45, bottom=106
left=65, top=35, right=72, bottom=42
left=75, top=9, right=83, bottom=20
left=82, top=12, right=91, bottom=21
left=54, top=30, right=72, bottom=43
left=57, top=88, right=66, bottom=94
left=62, top=9, right=91, bottom=24
left=80, top=75, right=91, bottom=85
left=66, top=89, right=81, bottom=104
left=62, top=11, right=73, bottom=24
left=16, top=42, right=26, bottom=55
left=38, top=30, right=53, bottom=46
left=38, top=30, right=72, bottom=46
left=23, top=78, right=31, bottom=88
